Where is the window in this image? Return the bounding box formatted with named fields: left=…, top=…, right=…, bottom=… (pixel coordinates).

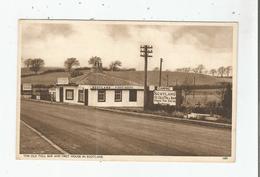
left=129, top=90, right=137, bottom=102
left=65, top=89, right=74, bottom=100
left=78, top=89, right=84, bottom=102
left=114, top=90, right=122, bottom=102
left=98, top=90, right=106, bottom=102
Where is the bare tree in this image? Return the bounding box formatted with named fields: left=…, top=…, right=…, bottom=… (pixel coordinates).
left=196, top=64, right=205, bottom=74
left=29, top=58, right=45, bottom=74
left=153, top=67, right=159, bottom=71
left=192, top=67, right=199, bottom=73
left=175, top=68, right=183, bottom=72
left=209, top=69, right=217, bottom=76
left=225, top=66, right=232, bottom=77
left=182, top=77, right=192, bottom=104
left=218, top=66, right=225, bottom=77
left=24, top=58, right=32, bottom=68
left=109, top=60, right=122, bottom=71
left=88, top=56, right=102, bottom=67
left=64, top=58, right=80, bottom=73
left=183, top=67, right=191, bottom=73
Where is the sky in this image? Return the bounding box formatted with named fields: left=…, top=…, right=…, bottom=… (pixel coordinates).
left=20, top=21, right=234, bottom=71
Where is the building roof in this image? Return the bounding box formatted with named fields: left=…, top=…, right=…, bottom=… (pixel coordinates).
left=70, top=72, right=142, bottom=86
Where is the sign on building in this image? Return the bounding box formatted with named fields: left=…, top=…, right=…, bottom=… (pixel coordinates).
left=57, top=77, right=69, bottom=85
left=153, top=90, right=176, bottom=106
left=90, top=85, right=143, bottom=90
left=156, top=86, right=173, bottom=91
left=22, top=83, right=32, bottom=91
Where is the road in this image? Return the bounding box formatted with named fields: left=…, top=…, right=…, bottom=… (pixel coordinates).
left=20, top=100, right=232, bottom=156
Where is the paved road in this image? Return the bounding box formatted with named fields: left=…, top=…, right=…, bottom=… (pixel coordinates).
left=20, top=100, right=232, bottom=156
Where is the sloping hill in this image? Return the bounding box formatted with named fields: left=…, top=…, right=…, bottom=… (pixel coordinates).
left=107, top=71, right=220, bottom=86
left=21, top=67, right=64, bottom=76
left=21, top=72, right=70, bottom=85
left=21, top=70, right=223, bottom=86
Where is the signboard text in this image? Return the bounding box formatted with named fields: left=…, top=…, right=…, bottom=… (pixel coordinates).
left=153, top=90, right=176, bottom=105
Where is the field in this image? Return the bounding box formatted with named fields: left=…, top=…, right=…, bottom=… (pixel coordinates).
left=184, top=89, right=221, bottom=106
left=21, top=67, right=228, bottom=86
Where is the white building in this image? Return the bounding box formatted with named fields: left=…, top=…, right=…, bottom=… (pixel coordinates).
left=54, top=72, right=144, bottom=107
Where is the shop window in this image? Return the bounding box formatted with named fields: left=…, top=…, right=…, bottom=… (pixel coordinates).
left=78, top=90, right=84, bottom=102
left=115, top=90, right=122, bottom=102
left=129, top=90, right=137, bottom=102
left=65, top=89, right=74, bottom=100
left=98, top=90, right=106, bottom=102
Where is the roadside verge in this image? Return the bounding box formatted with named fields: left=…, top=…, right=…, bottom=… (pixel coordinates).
left=96, top=107, right=232, bottom=129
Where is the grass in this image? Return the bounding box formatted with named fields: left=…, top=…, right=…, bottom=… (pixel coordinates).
left=107, top=71, right=220, bottom=86
left=21, top=72, right=69, bottom=85
left=21, top=68, right=225, bottom=86
left=21, top=67, right=63, bottom=76
left=107, top=107, right=231, bottom=124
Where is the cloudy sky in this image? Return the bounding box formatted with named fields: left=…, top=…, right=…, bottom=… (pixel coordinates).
left=20, top=21, right=234, bottom=71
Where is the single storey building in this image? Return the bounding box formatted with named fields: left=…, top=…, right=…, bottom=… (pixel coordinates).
left=54, top=72, right=144, bottom=107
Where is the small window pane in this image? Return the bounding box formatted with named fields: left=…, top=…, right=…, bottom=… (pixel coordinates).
left=129, top=90, right=137, bottom=102
left=115, top=90, right=122, bottom=102
left=66, top=89, right=74, bottom=100
left=78, top=90, right=84, bottom=102
left=98, top=90, right=106, bottom=102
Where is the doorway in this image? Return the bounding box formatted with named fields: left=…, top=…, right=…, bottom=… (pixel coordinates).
left=59, top=87, right=63, bottom=102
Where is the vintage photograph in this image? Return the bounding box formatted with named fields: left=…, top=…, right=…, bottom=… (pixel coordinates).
left=17, top=20, right=237, bottom=161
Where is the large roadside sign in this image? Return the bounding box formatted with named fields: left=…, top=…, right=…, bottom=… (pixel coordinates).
left=153, top=90, right=176, bottom=106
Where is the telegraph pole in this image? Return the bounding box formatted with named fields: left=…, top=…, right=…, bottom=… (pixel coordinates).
left=159, top=58, right=163, bottom=86
left=140, top=45, right=153, bottom=110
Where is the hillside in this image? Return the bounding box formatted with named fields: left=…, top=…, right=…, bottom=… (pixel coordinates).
left=21, top=72, right=70, bottom=85
left=21, top=69, right=228, bottom=86
left=108, top=71, right=221, bottom=86
left=21, top=67, right=64, bottom=76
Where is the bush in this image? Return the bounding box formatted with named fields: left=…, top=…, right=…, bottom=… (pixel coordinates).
left=43, top=68, right=65, bottom=74
left=75, top=67, right=91, bottom=71
left=70, top=70, right=84, bottom=77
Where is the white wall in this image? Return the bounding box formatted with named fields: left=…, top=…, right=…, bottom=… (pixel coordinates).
left=89, top=89, right=144, bottom=107
left=56, top=85, right=144, bottom=107
left=55, top=86, right=84, bottom=105
left=55, top=87, right=60, bottom=102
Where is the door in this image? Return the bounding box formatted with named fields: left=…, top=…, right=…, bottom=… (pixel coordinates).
left=59, top=87, right=63, bottom=102
left=84, top=89, right=88, bottom=106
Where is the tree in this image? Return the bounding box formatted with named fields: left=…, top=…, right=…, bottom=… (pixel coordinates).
left=225, top=66, right=232, bottom=77
left=70, top=70, right=83, bottom=78
left=196, top=64, right=205, bottom=74
left=64, top=58, right=80, bottom=73
left=218, top=66, right=225, bottom=77
left=183, top=67, right=191, bottom=73
left=88, top=56, right=102, bottom=67
left=209, top=69, right=217, bottom=76
left=192, top=67, right=199, bottom=74
left=153, top=67, right=159, bottom=71
left=29, top=58, right=45, bottom=74
left=109, top=60, right=122, bottom=71
left=222, top=83, right=232, bottom=119
left=24, top=58, right=32, bottom=68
